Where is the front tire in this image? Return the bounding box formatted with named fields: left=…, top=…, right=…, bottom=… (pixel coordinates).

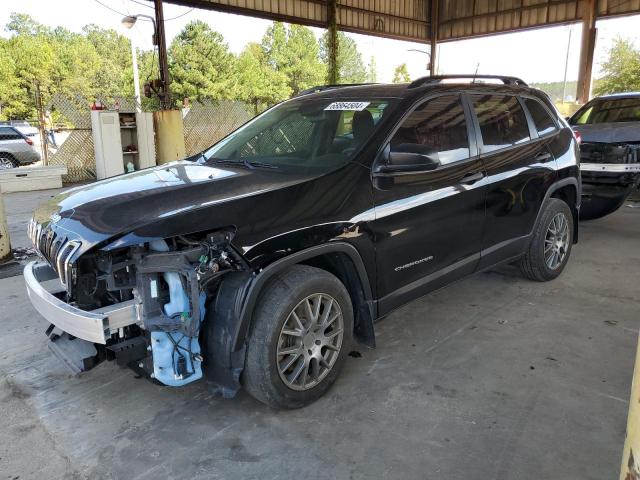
left=519, top=198, right=573, bottom=282
left=243, top=265, right=353, bottom=409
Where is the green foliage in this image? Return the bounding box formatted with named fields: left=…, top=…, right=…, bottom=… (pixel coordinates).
left=169, top=20, right=237, bottom=101
left=0, top=13, right=133, bottom=119
left=236, top=43, right=290, bottom=114
left=0, top=14, right=369, bottom=119
left=262, top=22, right=326, bottom=95
left=392, top=63, right=411, bottom=83
left=531, top=81, right=578, bottom=102
left=367, top=57, right=378, bottom=83
left=594, top=38, right=640, bottom=96
left=319, top=31, right=367, bottom=84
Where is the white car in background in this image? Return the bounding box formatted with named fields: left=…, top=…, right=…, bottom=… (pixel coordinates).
left=0, top=125, right=42, bottom=169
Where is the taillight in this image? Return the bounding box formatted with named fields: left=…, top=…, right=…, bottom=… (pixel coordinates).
left=574, top=130, right=582, bottom=144
left=25, top=137, right=33, bottom=146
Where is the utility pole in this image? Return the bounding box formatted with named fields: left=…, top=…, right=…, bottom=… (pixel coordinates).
left=562, top=27, right=572, bottom=103
left=34, top=82, right=49, bottom=166
left=154, top=0, right=172, bottom=109
left=327, top=0, right=338, bottom=84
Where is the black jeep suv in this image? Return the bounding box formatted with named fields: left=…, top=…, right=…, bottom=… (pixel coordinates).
left=25, top=75, right=580, bottom=408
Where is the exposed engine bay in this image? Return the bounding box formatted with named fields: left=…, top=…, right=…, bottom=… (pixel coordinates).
left=39, top=229, right=245, bottom=387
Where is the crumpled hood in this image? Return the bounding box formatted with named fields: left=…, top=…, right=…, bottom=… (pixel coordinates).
left=573, top=122, right=640, bottom=144
left=33, top=161, right=317, bottom=250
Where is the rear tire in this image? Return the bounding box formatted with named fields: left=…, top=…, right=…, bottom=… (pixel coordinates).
left=579, top=193, right=628, bottom=220
left=243, top=265, right=353, bottom=409
left=519, top=198, right=573, bottom=282
left=0, top=153, right=17, bottom=169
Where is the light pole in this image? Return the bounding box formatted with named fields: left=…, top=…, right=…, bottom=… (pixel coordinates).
left=408, top=48, right=432, bottom=73
left=122, top=9, right=172, bottom=110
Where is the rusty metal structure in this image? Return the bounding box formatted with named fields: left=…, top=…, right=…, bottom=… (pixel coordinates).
left=168, top=0, right=640, bottom=102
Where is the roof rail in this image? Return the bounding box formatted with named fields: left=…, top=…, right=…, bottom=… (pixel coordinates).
left=296, top=83, right=377, bottom=97
left=408, top=75, right=528, bottom=89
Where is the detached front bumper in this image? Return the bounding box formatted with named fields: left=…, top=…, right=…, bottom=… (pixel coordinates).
left=24, top=261, right=139, bottom=344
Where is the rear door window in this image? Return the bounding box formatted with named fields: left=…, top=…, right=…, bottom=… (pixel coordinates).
left=471, top=95, right=530, bottom=153
left=0, top=127, right=22, bottom=141
left=523, top=98, right=557, bottom=136
left=390, top=94, right=470, bottom=166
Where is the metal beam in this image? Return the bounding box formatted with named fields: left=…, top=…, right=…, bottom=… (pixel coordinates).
left=576, top=0, right=597, bottom=103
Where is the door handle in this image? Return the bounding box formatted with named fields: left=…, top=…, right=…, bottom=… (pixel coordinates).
left=535, top=152, right=552, bottom=161
left=459, top=171, right=485, bottom=185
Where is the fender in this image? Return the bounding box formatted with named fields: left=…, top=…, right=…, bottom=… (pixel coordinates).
left=204, top=241, right=376, bottom=396
left=536, top=176, right=581, bottom=242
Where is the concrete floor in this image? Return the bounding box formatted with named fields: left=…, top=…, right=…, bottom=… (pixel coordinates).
left=1, top=189, right=639, bottom=480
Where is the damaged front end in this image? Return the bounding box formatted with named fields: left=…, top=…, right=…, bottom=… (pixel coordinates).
left=25, top=223, right=246, bottom=390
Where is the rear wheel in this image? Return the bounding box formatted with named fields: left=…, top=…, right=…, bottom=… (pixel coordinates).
left=579, top=193, right=628, bottom=220
left=519, top=198, right=573, bottom=282
left=243, top=265, right=353, bottom=409
left=0, top=153, right=17, bottom=169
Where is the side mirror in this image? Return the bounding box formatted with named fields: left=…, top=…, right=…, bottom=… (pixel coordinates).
left=375, top=143, right=440, bottom=175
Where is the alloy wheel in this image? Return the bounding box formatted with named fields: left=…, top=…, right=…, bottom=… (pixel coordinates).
left=276, top=293, right=344, bottom=391
left=544, top=212, right=570, bottom=270
left=0, top=155, right=15, bottom=169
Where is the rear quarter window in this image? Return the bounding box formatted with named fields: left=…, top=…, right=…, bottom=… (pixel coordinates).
left=523, top=98, right=557, bottom=136
left=0, top=127, right=22, bottom=141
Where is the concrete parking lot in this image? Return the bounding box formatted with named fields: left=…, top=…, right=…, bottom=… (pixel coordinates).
left=1, top=188, right=639, bottom=480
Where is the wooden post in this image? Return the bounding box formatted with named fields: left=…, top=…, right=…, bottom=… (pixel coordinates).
left=576, top=0, right=597, bottom=104
left=620, top=332, right=640, bottom=479
left=430, top=0, right=439, bottom=75
left=0, top=187, right=11, bottom=262
left=154, top=0, right=172, bottom=109
left=327, top=0, right=338, bottom=84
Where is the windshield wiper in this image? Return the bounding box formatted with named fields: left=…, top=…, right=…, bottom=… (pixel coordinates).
left=209, top=158, right=278, bottom=170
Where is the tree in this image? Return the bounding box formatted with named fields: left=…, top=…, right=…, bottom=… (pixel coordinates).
left=169, top=20, right=237, bottom=101
left=237, top=42, right=290, bottom=113
left=319, top=31, right=367, bottom=84
left=367, top=56, right=378, bottom=83
left=261, top=22, right=325, bottom=95
left=594, top=38, right=640, bottom=96
left=0, top=39, right=21, bottom=118
left=392, top=63, right=411, bottom=83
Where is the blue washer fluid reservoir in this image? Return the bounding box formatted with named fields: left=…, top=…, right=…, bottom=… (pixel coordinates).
left=151, top=331, right=203, bottom=386
left=148, top=239, right=205, bottom=387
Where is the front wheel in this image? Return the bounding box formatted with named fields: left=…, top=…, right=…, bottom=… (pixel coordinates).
left=243, top=265, right=353, bottom=409
left=519, top=198, right=573, bottom=282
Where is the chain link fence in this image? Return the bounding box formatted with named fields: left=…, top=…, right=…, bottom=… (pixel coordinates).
left=183, top=100, right=253, bottom=156
left=39, top=95, right=254, bottom=183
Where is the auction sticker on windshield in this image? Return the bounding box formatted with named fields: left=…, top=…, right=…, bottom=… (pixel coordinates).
left=324, top=102, right=371, bottom=111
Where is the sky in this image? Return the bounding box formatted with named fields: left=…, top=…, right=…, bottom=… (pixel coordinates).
left=0, top=0, right=639, bottom=85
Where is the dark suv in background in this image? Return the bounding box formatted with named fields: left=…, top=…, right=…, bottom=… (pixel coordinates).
left=568, top=92, right=640, bottom=219
left=25, top=75, right=580, bottom=408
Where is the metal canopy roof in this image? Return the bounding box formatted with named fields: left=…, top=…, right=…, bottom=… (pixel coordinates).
left=169, top=0, right=640, bottom=44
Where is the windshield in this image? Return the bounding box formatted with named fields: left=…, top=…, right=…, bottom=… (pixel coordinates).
left=571, top=97, right=640, bottom=125
left=203, top=97, right=396, bottom=172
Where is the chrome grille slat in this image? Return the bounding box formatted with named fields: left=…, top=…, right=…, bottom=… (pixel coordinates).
left=31, top=220, right=80, bottom=287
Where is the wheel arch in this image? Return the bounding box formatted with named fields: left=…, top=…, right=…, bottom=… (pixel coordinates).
left=544, top=177, right=580, bottom=242
left=203, top=242, right=376, bottom=396
left=240, top=242, right=376, bottom=351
